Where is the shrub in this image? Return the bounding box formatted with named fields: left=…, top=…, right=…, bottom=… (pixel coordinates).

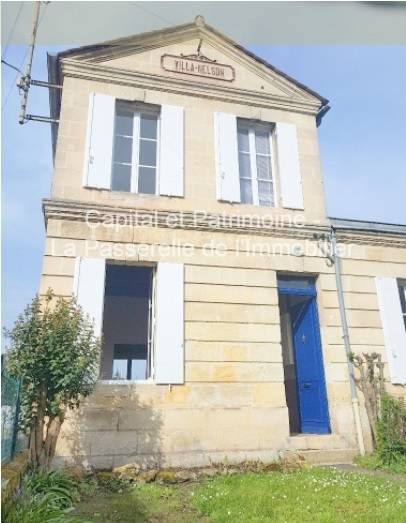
left=96, top=471, right=132, bottom=492
left=4, top=470, right=78, bottom=523
left=24, top=470, right=79, bottom=508
left=77, top=474, right=99, bottom=498
left=4, top=290, right=101, bottom=471
left=376, top=394, right=406, bottom=466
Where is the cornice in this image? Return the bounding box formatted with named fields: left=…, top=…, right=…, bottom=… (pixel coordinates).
left=42, top=198, right=406, bottom=249
left=60, top=59, right=321, bottom=115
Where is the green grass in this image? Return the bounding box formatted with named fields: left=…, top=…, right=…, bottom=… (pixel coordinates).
left=192, top=468, right=406, bottom=522
left=72, top=467, right=406, bottom=523
left=72, top=482, right=199, bottom=522
left=354, top=452, right=406, bottom=475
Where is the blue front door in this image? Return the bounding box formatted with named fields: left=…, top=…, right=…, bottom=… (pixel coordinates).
left=290, top=296, right=330, bottom=434
left=278, top=276, right=330, bottom=435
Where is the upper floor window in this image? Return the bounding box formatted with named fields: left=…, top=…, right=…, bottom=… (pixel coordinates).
left=398, top=279, right=406, bottom=330
left=111, top=102, right=159, bottom=194
left=237, top=120, right=275, bottom=207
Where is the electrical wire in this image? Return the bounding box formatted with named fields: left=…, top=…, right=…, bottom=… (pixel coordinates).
left=131, top=2, right=174, bottom=27
left=1, top=59, right=23, bottom=74
left=1, top=2, right=24, bottom=61
left=2, top=47, right=29, bottom=111
left=2, top=2, right=49, bottom=111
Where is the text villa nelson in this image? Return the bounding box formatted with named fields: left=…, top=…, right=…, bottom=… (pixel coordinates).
left=161, top=54, right=235, bottom=81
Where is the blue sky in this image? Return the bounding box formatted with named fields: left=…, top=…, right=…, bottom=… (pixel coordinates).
left=2, top=43, right=406, bottom=336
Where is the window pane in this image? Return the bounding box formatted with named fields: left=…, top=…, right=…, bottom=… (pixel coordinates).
left=140, top=113, right=158, bottom=139
left=113, top=135, right=132, bottom=164
left=138, top=166, right=156, bottom=194
left=258, top=180, right=274, bottom=206
left=240, top=178, right=253, bottom=204
left=278, top=275, right=315, bottom=290
left=112, top=163, right=131, bottom=192
left=255, top=130, right=270, bottom=155
left=238, top=152, right=251, bottom=179
left=115, top=110, right=133, bottom=136
left=256, top=155, right=272, bottom=180
left=112, top=360, right=127, bottom=380
left=131, top=359, right=147, bottom=380
left=237, top=127, right=249, bottom=152
left=139, top=139, right=157, bottom=167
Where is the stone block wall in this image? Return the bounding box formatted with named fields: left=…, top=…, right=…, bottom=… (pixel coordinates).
left=38, top=218, right=406, bottom=468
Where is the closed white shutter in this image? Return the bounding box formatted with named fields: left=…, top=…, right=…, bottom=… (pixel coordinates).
left=83, top=92, right=115, bottom=189
left=73, top=258, right=106, bottom=338
left=159, top=105, right=184, bottom=197
left=375, top=277, right=406, bottom=384
left=154, top=262, right=184, bottom=384
left=275, top=122, right=304, bottom=210
left=214, top=112, right=241, bottom=202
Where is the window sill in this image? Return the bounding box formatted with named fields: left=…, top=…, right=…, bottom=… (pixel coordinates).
left=98, top=379, right=154, bottom=385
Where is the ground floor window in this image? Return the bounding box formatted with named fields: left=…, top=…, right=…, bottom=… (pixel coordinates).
left=100, top=264, right=154, bottom=380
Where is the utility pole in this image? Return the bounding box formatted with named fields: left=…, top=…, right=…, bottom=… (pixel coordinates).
left=18, top=1, right=41, bottom=124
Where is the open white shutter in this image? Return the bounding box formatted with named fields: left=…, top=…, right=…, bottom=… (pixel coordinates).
left=275, top=122, right=304, bottom=209
left=154, top=262, right=184, bottom=384
left=214, top=112, right=241, bottom=202
left=375, top=277, right=406, bottom=384
left=73, top=258, right=106, bottom=338
left=83, top=92, right=115, bottom=189
left=159, top=105, right=184, bottom=197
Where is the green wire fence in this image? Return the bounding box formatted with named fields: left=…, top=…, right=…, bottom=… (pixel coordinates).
left=1, top=365, right=24, bottom=463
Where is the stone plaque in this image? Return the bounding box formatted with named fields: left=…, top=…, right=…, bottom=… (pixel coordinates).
left=161, top=54, right=235, bottom=82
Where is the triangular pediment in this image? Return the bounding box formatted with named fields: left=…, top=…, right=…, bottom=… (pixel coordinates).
left=58, top=18, right=327, bottom=106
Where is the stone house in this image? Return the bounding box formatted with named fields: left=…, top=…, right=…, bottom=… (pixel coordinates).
left=41, top=16, right=406, bottom=469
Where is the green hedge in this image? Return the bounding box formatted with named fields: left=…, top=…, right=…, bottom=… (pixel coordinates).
left=376, top=394, right=406, bottom=465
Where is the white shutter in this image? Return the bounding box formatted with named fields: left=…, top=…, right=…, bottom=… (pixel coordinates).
left=154, top=262, right=184, bottom=384
left=73, top=258, right=106, bottom=338
left=214, top=112, right=241, bottom=202
left=275, top=122, right=304, bottom=210
left=83, top=92, right=115, bottom=189
left=375, top=277, right=406, bottom=384
left=159, top=105, right=184, bottom=197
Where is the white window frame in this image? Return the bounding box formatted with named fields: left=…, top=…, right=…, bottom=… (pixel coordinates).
left=237, top=119, right=277, bottom=207
left=111, top=102, right=161, bottom=195
left=99, top=262, right=157, bottom=385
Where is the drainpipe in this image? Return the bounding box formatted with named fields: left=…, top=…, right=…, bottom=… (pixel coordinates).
left=330, top=226, right=365, bottom=455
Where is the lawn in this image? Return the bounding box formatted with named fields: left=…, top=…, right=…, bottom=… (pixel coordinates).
left=72, top=467, right=406, bottom=523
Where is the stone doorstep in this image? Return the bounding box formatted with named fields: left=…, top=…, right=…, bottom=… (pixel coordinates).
left=287, top=434, right=350, bottom=451
left=291, top=449, right=359, bottom=465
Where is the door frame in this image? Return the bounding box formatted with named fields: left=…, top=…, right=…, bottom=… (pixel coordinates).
left=278, top=278, right=331, bottom=434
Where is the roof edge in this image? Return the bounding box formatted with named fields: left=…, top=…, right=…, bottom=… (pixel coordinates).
left=49, top=17, right=329, bottom=107
left=330, top=217, right=406, bottom=236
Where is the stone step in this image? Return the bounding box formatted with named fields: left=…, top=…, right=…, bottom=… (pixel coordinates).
left=287, top=434, right=349, bottom=451
left=292, top=448, right=358, bottom=465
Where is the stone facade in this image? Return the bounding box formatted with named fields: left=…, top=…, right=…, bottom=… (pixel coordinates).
left=40, top=18, right=406, bottom=468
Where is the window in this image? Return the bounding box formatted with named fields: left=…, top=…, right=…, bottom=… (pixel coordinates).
left=398, top=280, right=406, bottom=330
left=111, top=101, right=159, bottom=194
left=101, top=264, right=154, bottom=381
left=112, top=345, right=149, bottom=380
left=237, top=120, right=275, bottom=206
